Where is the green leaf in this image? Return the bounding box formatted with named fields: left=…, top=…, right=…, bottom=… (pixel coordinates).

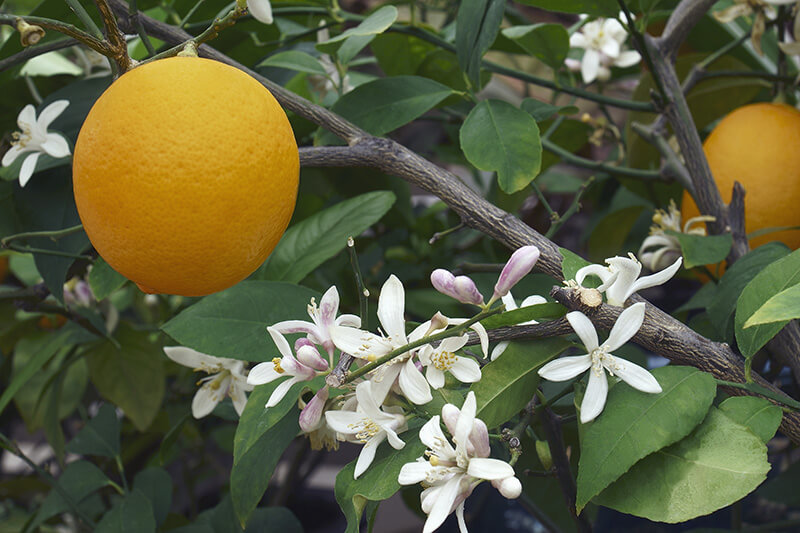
left=719, top=396, right=781, bottom=443
left=470, top=338, right=571, bottom=428
left=231, top=380, right=309, bottom=526
left=521, top=98, right=579, bottom=122
left=85, top=323, right=165, bottom=431
left=258, top=51, right=327, bottom=75
left=133, top=467, right=173, bottom=527
left=502, top=24, right=569, bottom=69
left=744, top=282, right=800, bottom=328
left=735, top=248, right=800, bottom=356
left=514, top=0, right=618, bottom=16
left=576, top=366, right=716, bottom=512
left=707, top=243, right=789, bottom=342
left=316, top=6, right=398, bottom=52
left=665, top=230, right=733, bottom=269
left=162, top=281, right=318, bottom=362
left=255, top=191, right=395, bottom=283
left=479, top=302, right=565, bottom=329
left=456, top=0, right=506, bottom=86
left=65, top=403, right=120, bottom=458
left=371, top=33, right=436, bottom=77
left=560, top=247, right=592, bottom=281
left=588, top=205, right=646, bottom=262
left=335, top=422, right=426, bottom=533
left=33, top=460, right=111, bottom=530
left=244, top=507, right=303, bottom=533
left=89, top=257, right=127, bottom=301
left=326, top=76, right=454, bottom=137
left=95, top=489, right=157, bottom=533
left=460, top=99, right=542, bottom=194
left=595, top=408, right=771, bottom=523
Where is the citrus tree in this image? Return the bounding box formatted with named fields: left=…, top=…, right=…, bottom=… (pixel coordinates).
left=1, top=0, right=800, bottom=531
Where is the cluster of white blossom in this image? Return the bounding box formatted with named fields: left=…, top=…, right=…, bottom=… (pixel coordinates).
left=566, top=13, right=641, bottom=84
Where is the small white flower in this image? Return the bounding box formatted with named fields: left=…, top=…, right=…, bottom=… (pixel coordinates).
left=538, top=303, right=661, bottom=423
left=569, top=15, right=641, bottom=83
left=164, top=346, right=254, bottom=418
left=247, top=328, right=329, bottom=408
left=575, top=252, right=682, bottom=307
left=247, top=0, right=273, bottom=24
left=2, top=100, right=71, bottom=187
left=490, top=292, right=548, bottom=360
left=398, top=392, right=521, bottom=533
left=325, top=380, right=407, bottom=478
left=419, top=335, right=481, bottom=389
left=638, top=200, right=715, bottom=272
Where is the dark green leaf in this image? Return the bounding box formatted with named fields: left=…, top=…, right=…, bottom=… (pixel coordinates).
left=95, top=489, right=157, bottom=533
left=576, top=366, right=716, bottom=511
left=460, top=99, right=542, bottom=194
left=371, top=33, right=436, bottom=77
left=456, top=0, right=506, bottom=86
left=335, top=422, right=426, bottom=533
left=133, top=467, right=173, bottom=527
left=85, top=323, right=165, bottom=431
left=515, top=0, right=618, bottom=16
left=316, top=6, right=397, bottom=51
left=89, top=257, right=127, bottom=301
left=707, top=243, right=789, bottom=342
left=675, top=281, right=717, bottom=313
left=588, top=206, right=646, bottom=262
left=255, top=191, right=395, bottom=283
left=595, top=409, right=770, bottom=523
left=665, top=230, right=732, bottom=269
left=502, top=24, right=569, bottom=69
left=521, top=98, right=579, bottom=122
left=258, top=51, right=327, bottom=75
left=480, top=303, right=565, bottom=329
left=33, top=460, right=111, bottom=530
left=162, top=281, right=318, bottom=362
left=744, top=282, right=800, bottom=327
left=735, top=248, right=800, bottom=356
left=470, top=338, right=571, bottom=428
left=244, top=507, right=303, bottom=533
left=65, top=403, right=120, bottom=458
left=560, top=247, right=592, bottom=281
left=719, top=396, right=781, bottom=443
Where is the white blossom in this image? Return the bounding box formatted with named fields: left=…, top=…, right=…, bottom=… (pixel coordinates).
left=575, top=253, right=682, bottom=307
left=569, top=16, right=641, bottom=83
left=419, top=335, right=481, bottom=390
left=638, top=200, right=714, bottom=272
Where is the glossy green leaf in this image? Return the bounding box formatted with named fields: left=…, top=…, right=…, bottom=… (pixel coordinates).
left=371, top=33, right=436, bottom=77
left=133, top=467, right=173, bottom=527
left=719, top=396, right=782, bottom=443
left=744, top=282, right=800, bottom=328
left=502, top=24, right=569, bottom=69
left=162, top=281, right=318, bottom=362
left=65, top=403, right=120, bottom=458
left=456, top=0, right=506, bottom=86
left=521, top=98, right=579, bottom=122
left=256, top=191, right=395, bottom=283
left=317, top=6, right=397, bottom=49
left=470, top=338, right=571, bottom=428
left=460, top=99, right=542, bottom=194
left=560, top=247, right=592, bottom=281
left=735, top=248, right=800, bottom=356
left=666, top=230, right=733, bottom=270
left=326, top=76, right=453, bottom=136
left=89, top=257, right=127, bottom=301
left=335, top=422, right=426, bottom=533
left=515, top=0, right=618, bottom=16
left=707, top=243, right=789, bottom=342
left=32, top=460, right=111, bottom=531
left=85, top=323, right=165, bottom=431
left=480, top=303, right=565, bottom=329
left=95, top=489, right=157, bottom=533
left=576, top=366, right=716, bottom=511
left=595, top=409, right=770, bottom=523
left=258, top=51, right=327, bottom=75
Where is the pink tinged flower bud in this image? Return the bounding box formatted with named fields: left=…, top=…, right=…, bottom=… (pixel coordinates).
left=74, top=281, right=94, bottom=306
left=493, top=246, right=541, bottom=300
left=294, top=337, right=316, bottom=352
left=469, top=419, right=491, bottom=458
left=299, top=387, right=329, bottom=433
left=453, top=276, right=484, bottom=306
left=296, top=344, right=328, bottom=371
left=431, top=269, right=456, bottom=295
left=492, top=476, right=522, bottom=499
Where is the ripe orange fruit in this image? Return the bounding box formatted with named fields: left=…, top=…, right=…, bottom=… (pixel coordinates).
left=73, top=57, right=299, bottom=296
left=682, top=103, right=800, bottom=251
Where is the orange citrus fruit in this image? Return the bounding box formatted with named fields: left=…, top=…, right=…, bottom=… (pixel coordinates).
left=682, top=103, right=800, bottom=251
left=73, top=57, right=299, bottom=296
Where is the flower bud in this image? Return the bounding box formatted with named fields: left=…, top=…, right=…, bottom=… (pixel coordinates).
left=492, top=476, right=522, bottom=499
left=453, top=276, right=484, bottom=306
left=294, top=337, right=316, bottom=352
left=299, top=387, right=329, bottom=433
left=296, top=344, right=328, bottom=371
left=431, top=269, right=456, bottom=295
left=493, top=246, right=540, bottom=300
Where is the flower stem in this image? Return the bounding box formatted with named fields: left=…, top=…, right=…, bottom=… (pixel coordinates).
left=0, top=14, right=107, bottom=55
left=346, top=236, right=369, bottom=332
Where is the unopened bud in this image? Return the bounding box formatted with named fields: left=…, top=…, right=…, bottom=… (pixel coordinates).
left=493, top=476, right=522, bottom=499
left=431, top=269, right=484, bottom=306
left=299, top=387, right=329, bottom=433
left=493, top=246, right=540, bottom=300
left=296, top=344, right=328, bottom=371
left=17, top=19, right=45, bottom=47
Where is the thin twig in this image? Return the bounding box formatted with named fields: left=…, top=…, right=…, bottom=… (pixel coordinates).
left=0, top=38, right=78, bottom=73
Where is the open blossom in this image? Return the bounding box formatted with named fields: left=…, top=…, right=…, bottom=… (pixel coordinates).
left=538, top=303, right=661, bottom=423
left=164, top=347, right=253, bottom=418
left=568, top=15, right=641, bottom=83
left=490, top=292, right=547, bottom=360
left=419, top=335, right=481, bottom=389
left=398, top=392, right=521, bottom=533
left=325, top=381, right=407, bottom=478
left=575, top=252, right=682, bottom=307
left=2, top=100, right=71, bottom=187
left=247, top=328, right=328, bottom=408
left=638, top=200, right=714, bottom=272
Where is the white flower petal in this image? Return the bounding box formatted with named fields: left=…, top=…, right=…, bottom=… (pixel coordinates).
left=454, top=392, right=476, bottom=449
left=580, top=369, right=608, bottom=423
left=614, top=49, right=641, bottom=68
left=566, top=311, right=599, bottom=350
left=377, top=275, right=407, bottom=343
left=318, top=286, right=339, bottom=329
left=608, top=354, right=662, bottom=393
left=501, top=292, right=519, bottom=311
left=426, top=366, right=445, bottom=389
left=246, top=361, right=283, bottom=385
left=575, top=264, right=613, bottom=288
left=420, top=416, right=455, bottom=458
left=192, top=376, right=229, bottom=418
left=355, top=380, right=386, bottom=421
left=399, top=358, right=433, bottom=404
left=2, top=144, right=24, bottom=167
left=267, top=326, right=294, bottom=359
left=605, top=302, right=645, bottom=351
left=423, top=475, right=464, bottom=533
left=449, top=357, right=481, bottom=384
left=164, top=346, right=223, bottom=371
left=600, top=37, right=621, bottom=58
left=490, top=341, right=509, bottom=361
left=398, top=460, right=431, bottom=485
left=271, top=319, right=318, bottom=336
left=230, top=383, right=248, bottom=416
left=266, top=377, right=297, bottom=408
left=36, top=100, right=69, bottom=129
left=570, top=32, right=589, bottom=48
left=581, top=48, right=601, bottom=83
left=17, top=104, right=36, bottom=130
left=368, top=363, right=403, bottom=406
left=19, top=152, right=40, bottom=187
left=336, top=314, right=362, bottom=328
left=331, top=325, right=391, bottom=359
left=466, top=457, right=515, bottom=480
left=384, top=425, right=406, bottom=449
left=628, top=256, right=682, bottom=298
left=520, top=295, right=547, bottom=308
left=324, top=410, right=365, bottom=434
left=456, top=501, right=468, bottom=533
left=604, top=256, right=642, bottom=305
left=354, top=433, right=384, bottom=478
left=538, top=354, right=592, bottom=381
left=40, top=134, right=70, bottom=158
